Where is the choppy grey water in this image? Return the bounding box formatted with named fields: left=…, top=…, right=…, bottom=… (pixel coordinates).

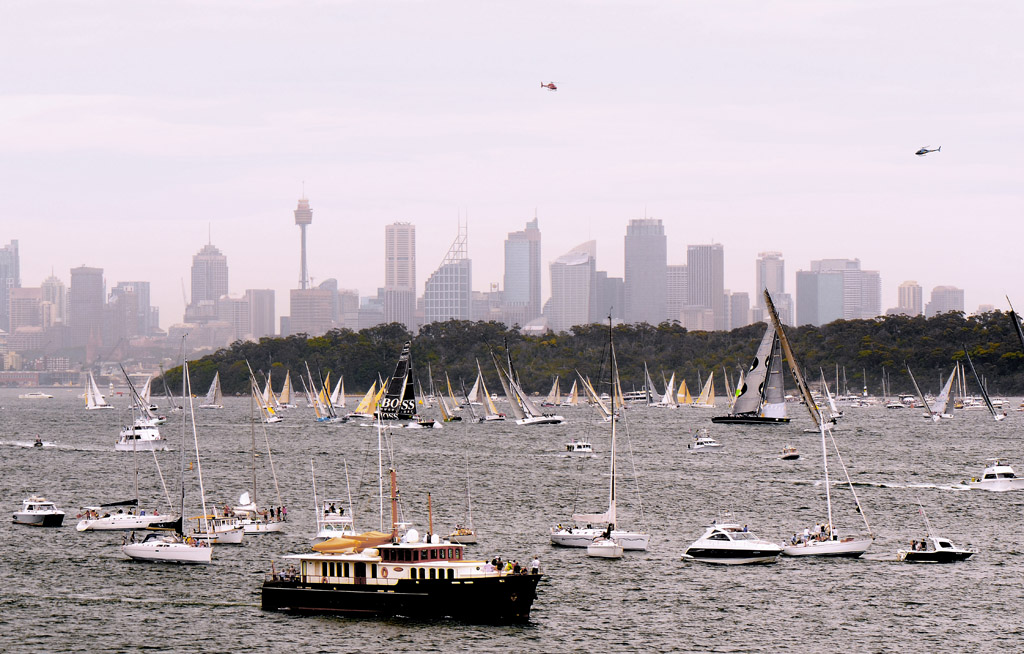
left=1, top=387, right=1022, bottom=653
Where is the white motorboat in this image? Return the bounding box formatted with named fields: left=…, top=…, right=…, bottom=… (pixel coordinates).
left=76, top=504, right=177, bottom=531
left=314, top=500, right=356, bottom=544
left=19, top=391, right=53, bottom=399
left=230, top=493, right=286, bottom=534
left=121, top=530, right=212, bottom=564
left=782, top=529, right=873, bottom=557
left=565, top=439, right=593, bottom=453
left=965, top=459, right=1024, bottom=491
left=681, top=523, right=781, bottom=565
left=897, top=535, right=976, bottom=563
left=587, top=536, right=623, bottom=558
left=13, top=496, right=65, bottom=527
left=190, top=514, right=245, bottom=544
left=687, top=428, right=723, bottom=452
left=115, top=421, right=168, bottom=451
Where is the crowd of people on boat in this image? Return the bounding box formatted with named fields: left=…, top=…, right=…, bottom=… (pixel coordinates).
left=790, top=522, right=833, bottom=545
left=482, top=556, right=541, bottom=575
left=909, top=539, right=930, bottom=551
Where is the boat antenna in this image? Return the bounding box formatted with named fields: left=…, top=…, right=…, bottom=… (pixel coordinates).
left=914, top=494, right=934, bottom=540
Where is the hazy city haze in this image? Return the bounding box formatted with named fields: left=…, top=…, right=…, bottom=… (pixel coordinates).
left=3, top=1, right=1022, bottom=327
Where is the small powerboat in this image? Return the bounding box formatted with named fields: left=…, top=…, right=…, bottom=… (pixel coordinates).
left=13, top=496, right=65, bottom=527
left=780, top=445, right=799, bottom=460
left=565, top=439, right=593, bottom=453
left=687, top=428, right=723, bottom=452
left=964, top=459, right=1024, bottom=492
left=682, top=522, right=781, bottom=565
left=587, top=535, right=623, bottom=559
left=898, top=536, right=975, bottom=563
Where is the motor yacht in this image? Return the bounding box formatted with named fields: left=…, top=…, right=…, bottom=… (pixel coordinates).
left=780, top=445, right=799, bottom=460
left=115, top=420, right=168, bottom=451
left=565, top=439, right=593, bottom=453
left=687, top=428, right=723, bottom=452
left=681, top=522, right=781, bottom=565
left=897, top=536, right=975, bottom=563
left=965, top=459, right=1024, bottom=491
left=313, top=500, right=356, bottom=544
left=12, top=496, right=65, bottom=527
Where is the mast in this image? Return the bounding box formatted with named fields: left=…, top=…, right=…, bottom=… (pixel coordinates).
left=763, top=290, right=821, bottom=427
left=819, top=420, right=834, bottom=534
left=906, top=362, right=936, bottom=421
left=389, top=469, right=398, bottom=542
left=186, top=362, right=209, bottom=533
left=608, top=317, right=617, bottom=529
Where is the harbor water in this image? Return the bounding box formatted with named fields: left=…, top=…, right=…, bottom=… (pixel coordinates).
left=2, top=388, right=1022, bottom=652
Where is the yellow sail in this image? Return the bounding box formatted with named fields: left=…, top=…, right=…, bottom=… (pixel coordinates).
left=677, top=379, right=692, bottom=404
left=318, top=373, right=331, bottom=407
left=567, top=379, right=579, bottom=405
left=352, top=381, right=377, bottom=415
left=692, top=376, right=715, bottom=408
left=445, top=372, right=460, bottom=412
left=312, top=530, right=393, bottom=553
left=279, top=371, right=292, bottom=404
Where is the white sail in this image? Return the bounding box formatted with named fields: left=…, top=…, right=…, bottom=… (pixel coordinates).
left=467, top=372, right=482, bottom=405
left=692, top=375, right=715, bottom=408
left=930, top=368, right=957, bottom=417
left=200, top=372, right=223, bottom=409
left=139, top=375, right=153, bottom=406
left=544, top=376, right=561, bottom=405
left=330, top=376, right=344, bottom=407
left=565, top=379, right=579, bottom=406
left=86, top=372, right=112, bottom=410
left=578, top=372, right=611, bottom=420
left=659, top=372, right=677, bottom=406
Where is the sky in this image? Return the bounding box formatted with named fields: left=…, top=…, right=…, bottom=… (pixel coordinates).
left=3, top=1, right=1023, bottom=326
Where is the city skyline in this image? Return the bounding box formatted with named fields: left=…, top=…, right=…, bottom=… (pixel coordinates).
left=3, top=2, right=1022, bottom=329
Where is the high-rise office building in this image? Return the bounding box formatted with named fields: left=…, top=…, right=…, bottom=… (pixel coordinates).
left=245, top=289, right=275, bottom=338
left=594, top=271, right=624, bottom=321
left=666, top=265, right=688, bottom=324
left=754, top=251, right=793, bottom=325
left=685, top=244, right=725, bottom=330
left=384, top=222, right=416, bottom=330
left=68, top=266, right=105, bottom=347
left=546, top=241, right=597, bottom=333
left=40, top=274, right=66, bottom=325
left=796, top=259, right=881, bottom=326
left=897, top=281, right=923, bottom=317
left=188, top=243, right=229, bottom=316
left=217, top=295, right=251, bottom=342
left=925, top=286, right=964, bottom=317
left=423, top=225, right=472, bottom=324
left=288, top=288, right=335, bottom=336
left=624, top=218, right=667, bottom=325
left=110, top=281, right=151, bottom=336
left=503, top=218, right=542, bottom=326
left=729, top=291, right=750, bottom=330
left=8, top=287, right=41, bottom=332
left=0, top=240, right=20, bottom=332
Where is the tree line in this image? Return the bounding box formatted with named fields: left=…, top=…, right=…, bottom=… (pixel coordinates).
left=160, top=310, right=1024, bottom=399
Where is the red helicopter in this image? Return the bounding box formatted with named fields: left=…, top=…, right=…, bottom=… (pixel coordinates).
left=540, top=81, right=557, bottom=91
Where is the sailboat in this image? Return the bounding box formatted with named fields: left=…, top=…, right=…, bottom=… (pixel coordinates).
left=121, top=360, right=213, bottom=564
left=676, top=379, right=692, bottom=405
left=690, top=374, right=716, bottom=408
left=493, top=345, right=563, bottom=426
left=330, top=376, right=344, bottom=408
left=561, top=379, right=579, bottom=407
left=198, top=371, right=224, bottom=409
left=377, top=342, right=438, bottom=428
left=473, top=360, right=505, bottom=421
left=115, top=366, right=168, bottom=451
left=712, top=323, right=789, bottom=425
left=906, top=363, right=939, bottom=422
left=448, top=457, right=477, bottom=544
left=541, top=376, right=561, bottom=407
left=550, top=319, right=650, bottom=551
left=963, top=347, right=1006, bottom=421
left=762, top=290, right=872, bottom=557
left=929, top=368, right=957, bottom=420
left=444, top=372, right=462, bottom=412
left=85, top=371, right=113, bottom=410
left=159, top=365, right=182, bottom=412
left=348, top=381, right=378, bottom=419
left=657, top=372, right=678, bottom=408
left=249, top=366, right=282, bottom=424
left=278, top=371, right=296, bottom=408
left=578, top=372, right=613, bottom=422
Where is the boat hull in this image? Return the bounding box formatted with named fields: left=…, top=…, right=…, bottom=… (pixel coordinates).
left=551, top=528, right=650, bottom=551
left=77, top=514, right=178, bottom=531
left=115, top=439, right=168, bottom=452
left=192, top=528, right=244, bottom=544
left=587, top=540, right=623, bottom=558
left=683, top=547, right=781, bottom=565
left=261, top=574, right=540, bottom=623
left=898, top=549, right=975, bottom=563
left=517, top=415, right=564, bottom=426
left=966, top=479, right=1024, bottom=492
left=121, top=541, right=213, bottom=564
left=782, top=536, right=871, bottom=557
left=12, top=512, right=65, bottom=527
left=711, top=415, right=790, bottom=425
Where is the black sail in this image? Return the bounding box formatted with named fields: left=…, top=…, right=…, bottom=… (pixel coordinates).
left=378, top=341, right=416, bottom=420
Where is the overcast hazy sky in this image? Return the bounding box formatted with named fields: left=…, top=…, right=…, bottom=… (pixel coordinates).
left=3, top=1, right=1022, bottom=326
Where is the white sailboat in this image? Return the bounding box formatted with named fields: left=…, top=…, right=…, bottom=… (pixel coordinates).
left=690, top=374, right=716, bottom=408
left=250, top=366, right=282, bottom=423
left=762, top=290, right=873, bottom=558
left=229, top=373, right=286, bottom=534
left=278, top=370, right=296, bottom=408
left=929, top=368, right=957, bottom=420
left=578, top=373, right=613, bottom=422
left=551, top=319, right=650, bottom=552
left=657, top=372, right=678, bottom=407
left=542, top=376, right=561, bottom=406
left=199, top=371, right=224, bottom=409
left=561, top=379, right=579, bottom=407
left=712, top=323, right=789, bottom=425
left=474, top=360, right=505, bottom=421
left=85, top=372, right=113, bottom=410
left=493, top=346, right=563, bottom=426
left=906, top=363, right=939, bottom=422
left=121, top=360, right=213, bottom=564
left=330, top=376, right=344, bottom=408
left=962, top=348, right=1005, bottom=421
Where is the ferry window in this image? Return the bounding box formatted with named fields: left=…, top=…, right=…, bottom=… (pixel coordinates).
left=454, top=549, right=461, bottom=560
left=414, top=550, right=420, bottom=561
left=448, top=548, right=453, bottom=558
left=371, top=564, right=377, bottom=578
left=430, top=568, right=436, bottom=580
left=447, top=569, right=454, bottom=579
left=343, top=563, right=350, bottom=576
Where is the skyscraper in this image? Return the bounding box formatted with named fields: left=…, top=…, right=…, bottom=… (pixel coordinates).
left=384, top=222, right=416, bottom=330
left=294, top=196, right=313, bottom=290
left=897, top=281, right=923, bottom=316
left=40, top=274, right=66, bottom=325
left=68, top=266, right=105, bottom=347
left=108, top=281, right=151, bottom=338
left=754, top=251, right=793, bottom=325
left=245, top=289, right=276, bottom=338
left=546, top=241, right=597, bottom=333
left=188, top=243, right=229, bottom=312
left=925, top=286, right=964, bottom=317
left=423, top=225, right=472, bottom=324
left=796, top=258, right=881, bottom=326
left=686, top=243, right=725, bottom=330
left=666, top=264, right=688, bottom=323
left=503, top=218, right=542, bottom=326
left=0, top=240, right=20, bottom=332
left=624, top=218, right=667, bottom=325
